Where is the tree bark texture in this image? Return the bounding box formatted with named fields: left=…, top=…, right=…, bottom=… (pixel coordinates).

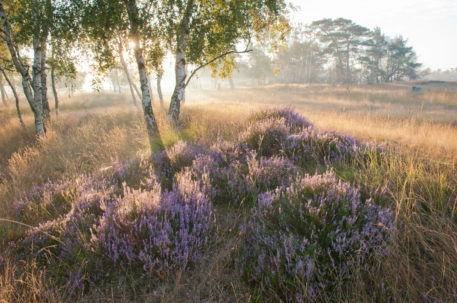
left=125, top=0, right=159, bottom=147
left=41, top=43, right=51, bottom=119
left=168, top=0, right=194, bottom=125
left=0, top=74, right=7, bottom=105
left=32, top=5, right=46, bottom=135
left=51, top=67, right=59, bottom=117
left=157, top=72, right=164, bottom=107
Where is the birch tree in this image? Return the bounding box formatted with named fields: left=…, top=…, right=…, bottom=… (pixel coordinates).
left=160, top=0, right=289, bottom=124
left=0, top=0, right=46, bottom=135
left=73, top=0, right=162, bottom=147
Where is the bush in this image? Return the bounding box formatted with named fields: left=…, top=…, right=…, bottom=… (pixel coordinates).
left=166, top=140, right=205, bottom=172
left=246, top=154, right=297, bottom=193
left=239, top=117, right=290, bottom=157
left=285, top=129, right=362, bottom=168
left=183, top=149, right=297, bottom=207
left=238, top=172, right=394, bottom=301
left=19, top=173, right=214, bottom=294
left=250, top=107, right=313, bottom=133
left=92, top=174, right=214, bottom=277
left=312, top=131, right=361, bottom=164
left=13, top=177, right=110, bottom=226
left=180, top=153, right=250, bottom=206
left=21, top=186, right=113, bottom=293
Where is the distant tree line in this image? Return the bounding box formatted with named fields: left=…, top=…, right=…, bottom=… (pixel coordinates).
left=243, top=18, right=422, bottom=86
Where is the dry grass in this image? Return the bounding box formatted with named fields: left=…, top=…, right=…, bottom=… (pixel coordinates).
left=0, top=84, right=456, bottom=302
left=186, top=84, right=457, bottom=162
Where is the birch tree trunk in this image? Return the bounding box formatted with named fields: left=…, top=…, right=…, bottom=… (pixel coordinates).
left=51, top=66, right=59, bottom=117
left=0, top=0, right=45, bottom=135
left=1, top=69, right=25, bottom=127
left=134, top=47, right=158, bottom=144
left=41, top=44, right=51, bottom=119
left=168, top=0, right=194, bottom=125
left=157, top=72, right=164, bottom=107
left=169, top=38, right=188, bottom=124
left=119, top=41, right=139, bottom=106
left=0, top=74, right=7, bottom=106
left=32, top=5, right=46, bottom=135
left=125, top=0, right=159, bottom=147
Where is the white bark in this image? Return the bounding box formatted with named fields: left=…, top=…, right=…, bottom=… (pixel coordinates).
left=169, top=43, right=187, bottom=123
left=134, top=47, right=158, bottom=142
left=125, top=0, right=159, bottom=147
left=157, top=73, right=164, bottom=107
left=32, top=6, right=45, bottom=135
left=51, top=67, right=59, bottom=117
left=41, top=45, right=50, bottom=119
left=0, top=74, right=7, bottom=105
left=168, top=0, right=194, bottom=124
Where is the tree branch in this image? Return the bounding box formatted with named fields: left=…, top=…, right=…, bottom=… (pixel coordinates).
left=185, top=48, right=252, bottom=88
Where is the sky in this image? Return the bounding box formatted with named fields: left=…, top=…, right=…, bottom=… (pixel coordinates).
left=289, top=0, right=457, bottom=70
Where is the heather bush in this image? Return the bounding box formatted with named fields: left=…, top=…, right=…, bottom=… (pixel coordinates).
left=12, top=177, right=110, bottom=226
left=285, top=129, right=362, bottom=168
left=250, top=107, right=314, bottom=133
left=16, top=172, right=214, bottom=294
left=238, top=172, right=394, bottom=301
left=312, top=131, right=361, bottom=164
left=209, top=140, right=251, bottom=167
left=246, top=154, right=297, bottom=193
left=21, top=186, right=114, bottom=293
left=239, top=117, right=290, bottom=157
left=92, top=174, right=214, bottom=277
left=166, top=140, right=205, bottom=172
left=182, top=148, right=298, bottom=206
left=181, top=153, right=250, bottom=206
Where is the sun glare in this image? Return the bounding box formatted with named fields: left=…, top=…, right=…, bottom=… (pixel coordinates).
left=128, top=41, right=136, bottom=49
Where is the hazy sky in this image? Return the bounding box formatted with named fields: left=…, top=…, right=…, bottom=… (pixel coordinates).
left=289, top=0, right=457, bottom=70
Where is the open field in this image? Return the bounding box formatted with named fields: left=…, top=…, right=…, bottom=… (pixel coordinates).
left=188, top=84, right=457, bottom=160
left=0, top=84, right=456, bottom=302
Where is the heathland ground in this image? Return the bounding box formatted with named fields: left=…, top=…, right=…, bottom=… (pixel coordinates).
left=0, top=83, right=456, bottom=302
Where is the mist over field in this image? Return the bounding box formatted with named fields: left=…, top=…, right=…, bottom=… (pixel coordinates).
left=1, top=0, right=456, bottom=302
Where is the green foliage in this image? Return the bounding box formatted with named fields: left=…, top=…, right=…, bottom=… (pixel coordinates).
left=159, top=0, right=289, bottom=79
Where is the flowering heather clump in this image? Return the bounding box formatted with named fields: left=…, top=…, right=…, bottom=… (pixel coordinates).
left=285, top=128, right=362, bottom=167
left=247, top=154, right=297, bottom=193
left=13, top=177, right=109, bottom=226
left=313, top=131, right=361, bottom=164
left=239, top=117, right=290, bottom=157
left=93, top=175, right=214, bottom=276
left=238, top=172, right=394, bottom=301
left=20, top=174, right=214, bottom=293
left=209, top=140, right=251, bottom=166
left=250, top=107, right=314, bottom=133
left=166, top=140, right=205, bottom=172
left=21, top=186, right=115, bottom=293
left=283, top=130, right=318, bottom=168
left=182, top=153, right=250, bottom=205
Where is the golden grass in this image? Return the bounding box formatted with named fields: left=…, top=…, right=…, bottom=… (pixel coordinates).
left=186, top=84, right=457, bottom=162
